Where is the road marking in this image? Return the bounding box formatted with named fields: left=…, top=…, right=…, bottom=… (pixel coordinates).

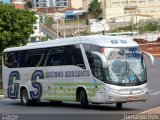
left=149, top=91, right=160, bottom=96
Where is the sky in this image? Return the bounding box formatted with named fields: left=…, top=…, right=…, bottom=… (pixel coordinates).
left=3, top=0, right=10, bottom=3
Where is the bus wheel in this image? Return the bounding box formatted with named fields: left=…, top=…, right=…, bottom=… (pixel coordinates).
left=80, top=89, right=88, bottom=108
left=116, top=103, right=122, bottom=109
left=20, top=89, right=31, bottom=106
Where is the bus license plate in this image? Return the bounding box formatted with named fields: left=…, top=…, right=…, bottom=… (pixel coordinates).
left=128, top=96, right=135, bottom=101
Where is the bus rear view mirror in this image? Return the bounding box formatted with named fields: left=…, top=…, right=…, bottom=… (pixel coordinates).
left=142, top=52, right=154, bottom=66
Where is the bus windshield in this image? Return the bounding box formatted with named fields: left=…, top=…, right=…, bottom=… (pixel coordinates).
left=103, top=47, right=147, bottom=86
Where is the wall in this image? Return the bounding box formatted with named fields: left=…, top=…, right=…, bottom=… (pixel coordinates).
left=71, top=0, right=82, bottom=9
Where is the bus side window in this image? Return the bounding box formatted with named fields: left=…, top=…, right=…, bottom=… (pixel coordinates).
left=83, top=44, right=104, bottom=81
left=4, top=52, right=19, bottom=68
left=46, top=46, right=78, bottom=66
left=45, top=45, right=85, bottom=69
left=46, top=47, right=64, bottom=66
left=64, top=46, right=74, bottom=65
left=73, top=45, right=86, bottom=69
left=90, top=54, right=104, bottom=81
left=23, top=49, right=45, bottom=67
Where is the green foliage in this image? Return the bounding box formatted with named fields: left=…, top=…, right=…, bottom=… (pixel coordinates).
left=88, top=0, right=102, bottom=19
left=44, top=17, right=55, bottom=25
left=139, top=21, right=160, bottom=34
left=41, top=34, right=52, bottom=41
left=30, top=36, right=37, bottom=42
left=80, top=30, right=90, bottom=36
left=113, top=25, right=136, bottom=32
left=111, top=20, right=160, bottom=34
left=0, top=4, right=37, bottom=66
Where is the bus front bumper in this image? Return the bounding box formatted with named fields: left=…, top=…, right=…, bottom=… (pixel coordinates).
left=105, top=89, right=148, bottom=103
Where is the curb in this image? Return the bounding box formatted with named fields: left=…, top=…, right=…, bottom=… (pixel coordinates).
left=140, top=107, right=160, bottom=114
left=0, top=95, right=4, bottom=98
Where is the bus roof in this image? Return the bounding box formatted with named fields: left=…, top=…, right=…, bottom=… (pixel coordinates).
left=3, top=35, right=139, bottom=52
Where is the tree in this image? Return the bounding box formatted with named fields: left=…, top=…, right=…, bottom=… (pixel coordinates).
left=25, top=1, right=32, bottom=9
left=138, top=21, right=160, bottom=34
left=0, top=4, right=37, bottom=66
left=88, top=0, right=102, bottom=19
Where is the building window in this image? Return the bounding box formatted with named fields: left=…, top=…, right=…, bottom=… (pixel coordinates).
left=112, top=2, right=120, bottom=6
left=121, top=1, right=128, bottom=6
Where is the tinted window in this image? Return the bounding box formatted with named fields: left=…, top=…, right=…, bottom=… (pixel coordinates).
left=23, top=49, right=45, bottom=67
left=86, top=53, right=104, bottom=81
left=92, top=55, right=104, bottom=81
left=72, top=45, right=85, bottom=69
left=46, top=45, right=86, bottom=69
left=83, top=44, right=101, bottom=53
left=4, top=52, right=19, bottom=68
left=46, top=47, right=65, bottom=66
left=83, top=44, right=104, bottom=81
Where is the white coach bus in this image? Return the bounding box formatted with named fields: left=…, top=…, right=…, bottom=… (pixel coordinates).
left=2, top=35, right=154, bottom=109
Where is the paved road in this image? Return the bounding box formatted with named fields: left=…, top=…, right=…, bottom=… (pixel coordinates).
left=0, top=58, right=160, bottom=120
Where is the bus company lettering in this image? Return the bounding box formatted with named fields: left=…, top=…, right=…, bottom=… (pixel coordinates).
left=45, top=70, right=90, bottom=78
left=65, top=70, right=90, bottom=77
left=45, top=71, right=63, bottom=78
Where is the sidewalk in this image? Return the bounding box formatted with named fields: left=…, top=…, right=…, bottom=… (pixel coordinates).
left=140, top=107, right=160, bottom=114
left=0, top=95, right=4, bottom=99
left=123, top=107, right=160, bottom=120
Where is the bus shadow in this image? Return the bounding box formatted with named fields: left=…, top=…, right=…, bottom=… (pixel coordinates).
left=10, top=101, right=138, bottom=111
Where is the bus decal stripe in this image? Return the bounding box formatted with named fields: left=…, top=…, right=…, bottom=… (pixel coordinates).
left=7, top=71, right=20, bottom=99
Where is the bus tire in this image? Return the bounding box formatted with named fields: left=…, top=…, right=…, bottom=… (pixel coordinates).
left=20, top=89, right=31, bottom=106
left=116, top=103, right=122, bottom=109
left=80, top=89, right=88, bottom=108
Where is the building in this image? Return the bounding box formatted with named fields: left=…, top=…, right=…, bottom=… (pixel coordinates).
left=11, top=0, right=26, bottom=9
left=70, top=0, right=82, bottom=9
left=32, top=0, right=83, bottom=9
left=56, top=0, right=69, bottom=7
left=32, top=0, right=48, bottom=8
left=82, top=0, right=160, bottom=21
left=30, top=14, right=45, bottom=42
left=102, top=0, right=160, bottom=21
left=32, top=0, right=70, bottom=8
